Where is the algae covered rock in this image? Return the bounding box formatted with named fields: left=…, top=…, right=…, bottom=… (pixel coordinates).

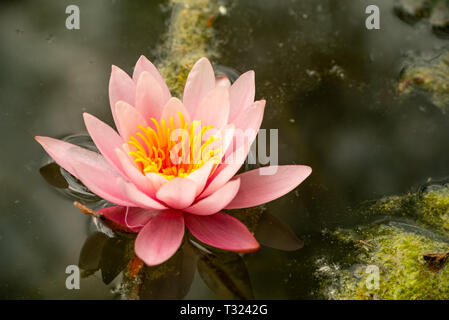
left=316, top=183, right=449, bottom=300
left=398, top=51, right=449, bottom=113
left=370, top=182, right=449, bottom=235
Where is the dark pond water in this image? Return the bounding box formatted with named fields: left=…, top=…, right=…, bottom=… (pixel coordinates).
left=0, top=0, right=448, bottom=299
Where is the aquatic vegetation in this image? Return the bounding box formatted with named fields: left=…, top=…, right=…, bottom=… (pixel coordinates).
left=35, top=54, right=311, bottom=266
left=369, top=183, right=449, bottom=235
left=317, top=224, right=449, bottom=300
left=156, top=0, right=224, bottom=97
left=317, top=184, right=449, bottom=299
left=398, top=51, right=449, bottom=113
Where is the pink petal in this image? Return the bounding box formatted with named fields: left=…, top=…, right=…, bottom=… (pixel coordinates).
left=182, top=57, right=215, bottom=116
left=135, top=210, right=184, bottom=266
left=156, top=178, right=198, bottom=209
left=145, top=172, right=169, bottom=191
left=160, top=97, right=191, bottom=128
left=83, top=113, right=125, bottom=175
left=214, top=124, right=235, bottom=162
left=135, top=71, right=166, bottom=121
left=229, top=70, right=255, bottom=121
left=115, top=100, right=148, bottom=141
left=185, top=161, right=214, bottom=197
left=184, top=212, right=259, bottom=252
left=98, top=206, right=157, bottom=232
left=184, top=179, right=240, bottom=215
left=194, top=86, right=230, bottom=128
left=231, top=99, right=265, bottom=153
left=225, top=165, right=312, bottom=209
left=115, top=148, right=157, bottom=196
left=215, top=75, right=231, bottom=88
left=132, top=55, right=171, bottom=102
left=199, top=144, right=249, bottom=199
left=109, top=66, right=136, bottom=132
left=35, top=136, right=132, bottom=206
left=35, top=136, right=91, bottom=178
left=70, top=155, right=136, bottom=207
left=117, top=178, right=167, bottom=210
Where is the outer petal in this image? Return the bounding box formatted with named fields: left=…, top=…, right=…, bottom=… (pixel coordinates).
left=194, top=86, right=230, bottom=128
left=35, top=136, right=132, bottom=206
left=160, top=97, right=191, bottom=128
left=109, top=65, right=136, bottom=132
left=83, top=113, right=125, bottom=175
left=184, top=212, right=259, bottom=252
left=182, top=57, right=215, bottom=116
left=156, top=178, right=198, bottom=209
left=132, top=55, right=171, bottom=102
left=229, top=70, right=255, bottom=121
left=35, top=136, right=92, bottom=178
left=115, top=100, right=148, bottom=141
left=117, top=178, right=167, bottom=210
left=70, top=155, right=136, bottom=207
left=98, top=206, right=157, bottom=232
left=135, top=210, right=184, bottom=266
left=225, top=165, right=312, bottom=209
left=184, top=179, right=240, bottom=215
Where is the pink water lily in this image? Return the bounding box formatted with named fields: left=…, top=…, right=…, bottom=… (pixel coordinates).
left=35, top=56, right=311, bottom=266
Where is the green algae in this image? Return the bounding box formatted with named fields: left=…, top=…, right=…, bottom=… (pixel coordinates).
left=318, top=224, right=449, bottom=299
left=317, top=183, right=449, bottom=300
left=398, top=52, right=449, bottom=113
left=367, top=183, right=449, bottom=236
left=156, top=0, right=225, bottom=97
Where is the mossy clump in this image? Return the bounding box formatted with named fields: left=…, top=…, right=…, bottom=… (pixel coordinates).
left=367, top=183, right=449, bottom=236
left=420, top=185, right=449, bottom=233
left=156, top=0, right=224, bottom=97
left=398, top=52, right=449, bottom=113
left=317, top=183, right=449, bottom=299
left=317, top=224, right=449, bottom=299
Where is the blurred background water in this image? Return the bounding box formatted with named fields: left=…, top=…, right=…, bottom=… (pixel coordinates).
left=0, top=0, right=448, bottom=299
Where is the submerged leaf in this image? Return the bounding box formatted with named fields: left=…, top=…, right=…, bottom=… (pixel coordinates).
left=78, top=232, right=109, bottom=272
left=39, top=162, right=69, bottom=189
left=255, top=212, right=303, bottom=251
left=139, top=242, right=197, bottom=299
left=196, top=248, right=254, bottom=299
left=99, top=236, right=134, bottom=285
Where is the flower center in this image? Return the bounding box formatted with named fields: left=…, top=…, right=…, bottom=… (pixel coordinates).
left=127, top=113, right=221, bottom=180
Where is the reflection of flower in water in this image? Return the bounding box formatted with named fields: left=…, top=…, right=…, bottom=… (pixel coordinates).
left=35, top=55, right=311, bottom=266
left=77, top=209, right=304, bottom=300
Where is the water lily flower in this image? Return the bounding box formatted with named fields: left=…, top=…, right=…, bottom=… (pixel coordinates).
left=35, top=56, right=311, bottom=266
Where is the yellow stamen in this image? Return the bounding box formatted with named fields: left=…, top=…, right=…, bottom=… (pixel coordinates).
left=126, top=113, right=221, bottom=180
